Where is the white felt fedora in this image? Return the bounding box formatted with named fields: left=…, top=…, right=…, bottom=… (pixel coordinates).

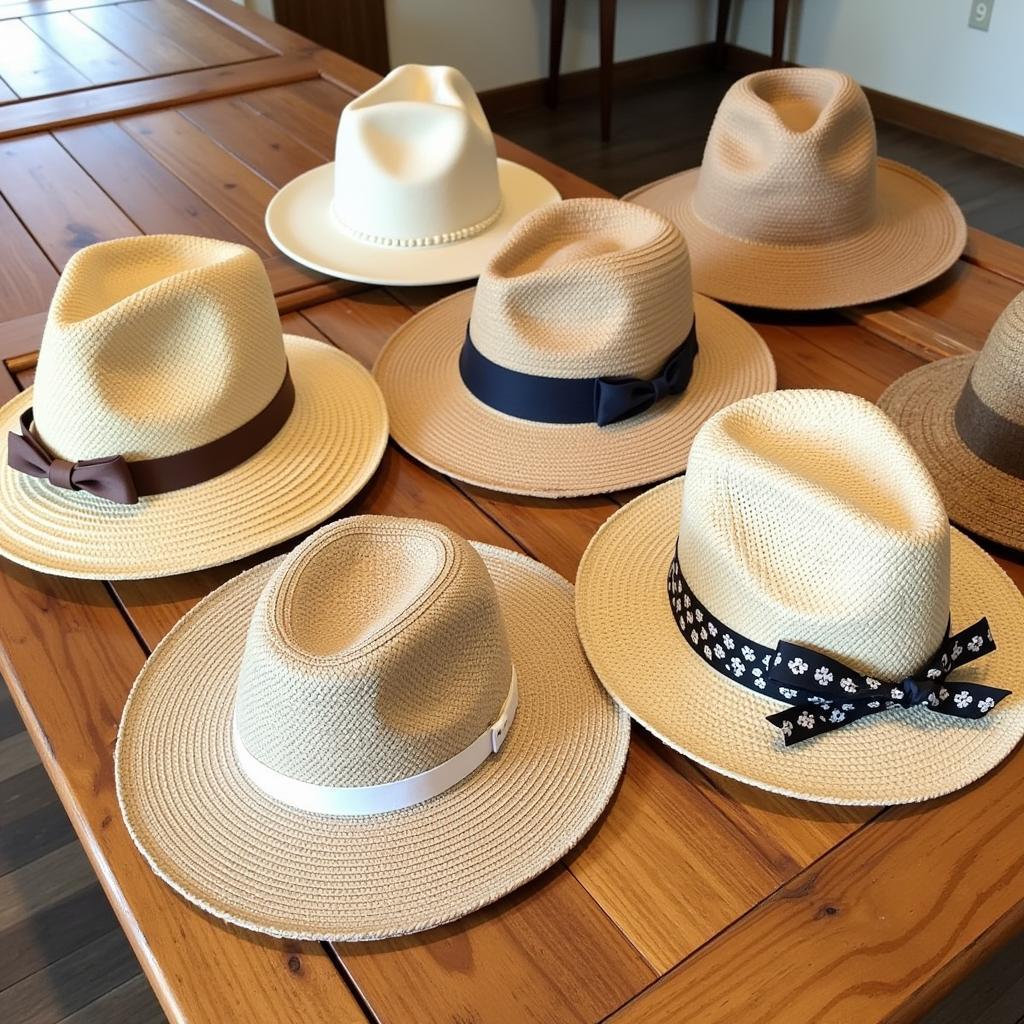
left=116, top=516, right=629, bottom=940
left=576, top=390, right=1024, bottom=805
left=0, top=235, right=388, bottom=579
left=265, top=64, right=561, bottom=286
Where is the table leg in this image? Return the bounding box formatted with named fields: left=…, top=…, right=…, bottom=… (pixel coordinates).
left=715, top=0, right=732, bottom=69
left=771, top=0, right=790, bottom=66
left=546, top=0, right=567, bottom=108
left=599, top=0, right=616, bottom=141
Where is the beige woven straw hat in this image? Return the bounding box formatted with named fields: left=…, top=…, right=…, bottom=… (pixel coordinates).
left=625, top=68, right=966, bottom=310
left=0, top=235, right=388, bottom=579
left=374, top=197, right=775, bottom=497
left=576, top=390, right=1024, bottom=805
left=116, top=516, right=629, bottom=940
left=879, top=290, right=1024, bottom=551
left=265, top=64, right=560, bottom=286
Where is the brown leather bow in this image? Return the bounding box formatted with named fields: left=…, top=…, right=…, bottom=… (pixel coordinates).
left=8, top=410, right=139, bottom=504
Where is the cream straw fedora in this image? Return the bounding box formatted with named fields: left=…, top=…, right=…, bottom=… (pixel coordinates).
left=374, top=198, right=775, bottom=497
left=265, top=64, right=561, bottom=286
left=880, top=289, right=1024, bottom=551
left=625, top=68, right=966, bottom=310
left=0, top=235, right=388, bottom=579
left=576, top=390, right=1024, bottom=805
left=116, top=516, right=629, bottom=940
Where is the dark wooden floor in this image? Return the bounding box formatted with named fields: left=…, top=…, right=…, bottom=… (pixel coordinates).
left=490, top=70, right=1024, bottom=246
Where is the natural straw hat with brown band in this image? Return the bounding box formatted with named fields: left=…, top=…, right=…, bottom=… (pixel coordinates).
left=879, top=289, right=1024, bottom=551
left=0, top=235, right=388, bottom=579
left=116, top=516, right=629, bottom=940
left=374, top=197, right=775, bottom=497
left=625, top=68, right=966, bottom=310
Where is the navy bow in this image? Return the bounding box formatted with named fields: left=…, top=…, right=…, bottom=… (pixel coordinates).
left=8, top=409, right=138, bottom=505
left=594, top=337, right=698, bottom=426
left=766, top=619, right=1009, bottom=745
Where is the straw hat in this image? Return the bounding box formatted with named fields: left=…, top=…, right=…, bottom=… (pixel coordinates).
left=576, top=390, right=1024, bottom=805
left=265, top=64, right=560, bottom=286
left=0, top=235, right=388, bottom=579
left=116, top=516, right=629, bottom=940
left=625, top=68, right=966, bottom=310
left=879, top=290, right=1024, bottom=551
left=374, top=198, right=775, bottom=497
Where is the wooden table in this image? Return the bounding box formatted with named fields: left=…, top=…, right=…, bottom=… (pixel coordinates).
left=1, top=2, right=1023, bottom=1021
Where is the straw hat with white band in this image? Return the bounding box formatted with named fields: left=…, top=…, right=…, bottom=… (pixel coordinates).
left=0, top=235, right=388, bottom=579
left=879, top=288, right=1024, bottom=551
left=374, top=197, right=775, bottom=497
left=626, top=68, right=966, bottom=310
left=116, top=516, right=629, bottom=940
left=266, top=64, right=560, bottom=286
left=576, top=390, right=1024, bottom=805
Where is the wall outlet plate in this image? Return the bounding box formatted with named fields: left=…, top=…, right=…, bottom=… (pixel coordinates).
left=968, top=0, right=994, bottom=31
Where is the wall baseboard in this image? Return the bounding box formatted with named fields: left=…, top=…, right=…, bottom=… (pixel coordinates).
left=725, top=45, right=1024, bottom=170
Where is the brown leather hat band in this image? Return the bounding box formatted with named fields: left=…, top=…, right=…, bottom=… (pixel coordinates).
left=954, top=373, right=1024, bottom=480
left=7, top=367, right=295, bottom=505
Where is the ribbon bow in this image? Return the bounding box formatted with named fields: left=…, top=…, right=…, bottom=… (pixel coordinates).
left=8, top=409, right=138, bottom=505
left=766, top=618, right=1009, bottom=745
left=594, top=335, right=698, bottom=427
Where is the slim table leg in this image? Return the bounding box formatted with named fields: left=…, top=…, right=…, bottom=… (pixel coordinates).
left=715, top=0, right=732, bottom=69
left=771, top=0, right=790, bottom=66
left=546, top=0, right=567, bottom=108
left=599, top=0, right=616, bottom=141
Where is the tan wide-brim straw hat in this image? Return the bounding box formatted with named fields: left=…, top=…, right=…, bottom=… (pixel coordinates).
left=576, top=478, right=1024, bottom=805
left=374, top=289, right=774, bottom=498
left=116, top=544, right=630, bottom=940
left=0, top=336, right=388, bottom=579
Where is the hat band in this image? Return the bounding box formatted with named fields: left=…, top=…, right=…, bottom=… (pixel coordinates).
left=459, top=323, right=698, bottom=427
left=954, top=374, right=1024, bottom=479
left=667, top=550, right=1009, bottom=746
left=332, top=199, right=504, bottom=248
left=232, top=668, right=518, bottom=816
left=7, top=367, right=295, bottom=506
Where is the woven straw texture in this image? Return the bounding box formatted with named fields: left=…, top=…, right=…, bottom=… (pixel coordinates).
left=879, top=292, right=1024, bottom=550
left=576, top=391, right=1024, bottom=805
left=116, top=519, right=630, bottom=940
left=625, top=68, right=966, bottom=310
left=374, top=198, right=775, bottom=496
left=0, top=236, right=388, bottom=578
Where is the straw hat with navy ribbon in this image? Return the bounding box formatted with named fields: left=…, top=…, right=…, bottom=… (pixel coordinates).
left=116, top=515, right=629, bottom=940
left=879, top=288, right=1024, bottom=552
left=576, top=389, right=1024, bottom=805
left=0, top=235, right=388, bottom=579
left=373, top=197, right=775, bottom=497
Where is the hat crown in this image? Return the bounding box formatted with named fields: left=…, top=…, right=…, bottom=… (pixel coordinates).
left=234, top=517, right=513, bottom=789
left=677, top=390, right=950, bottom=681
left=32, top=235, right=286, bottom=463
left=332, top=65, right=501, bottom=245
left=469, top=198, right=693, bottom=380
left=693, top=69, right=878, bottom=246
left=968, top=289, right=1024, bottom=426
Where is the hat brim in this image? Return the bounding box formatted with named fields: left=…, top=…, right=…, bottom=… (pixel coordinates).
left=575, top=478, right=1024, bottom=805
left=0, top=337, right=388, bottom=579
left=624, top=159, right=966, bottom=310
left=879, top=355, right=1024, bottom=552
left=372, top=289, right=776, bottom=498
left=265, top=160, right=561, bottom=286
left=115, top=544, right=629, bottom=940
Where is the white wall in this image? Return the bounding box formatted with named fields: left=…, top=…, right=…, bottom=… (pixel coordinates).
left=385, top=0, right=712, bottom=92
left=731, top=0, right=1024, bottom=135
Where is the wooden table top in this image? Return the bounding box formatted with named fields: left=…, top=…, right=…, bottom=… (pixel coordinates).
left=1, top=2, right=1022, bottom=1022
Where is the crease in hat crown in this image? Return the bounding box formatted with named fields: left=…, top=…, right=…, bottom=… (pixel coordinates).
left=32, top=235, right=287, bottom=464
left=234, top=516, right=515, bottom=790
left=332, top=65, right=503, bottom=247
left=677, top=389, right=951, bottom=682
left=693, top=68, right=879, bottom=246
left=468, top=198, right=693, bottom=380
left=961, top=289, right=1024, bottom=433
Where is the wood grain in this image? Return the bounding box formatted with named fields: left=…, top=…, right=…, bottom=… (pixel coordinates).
left=73, top=4, right=206, bottom=75
left=23, top=11, right=148, bottom=87
left=0, top=17, right=90, bottom=98
left=0, top=195, right=59, bottom=321
left=123, top=0, right=272, bottom=64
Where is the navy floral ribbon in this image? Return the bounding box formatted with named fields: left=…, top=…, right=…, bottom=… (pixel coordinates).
left=667, top=553, right=1010, bottom=746
left=459, top=323, right=698, bottom=426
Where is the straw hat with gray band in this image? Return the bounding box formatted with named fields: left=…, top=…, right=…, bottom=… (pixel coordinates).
left=116, top=516, right=629, bottom=940
left=0, top=235, right=388, bottom=579
left=625, top=68, right=966, bottom=310
left=576, top=390, right=1024, bottom=806
left=879, top=289, right=1024, bottom=551
left=374, top=197, right=775, bottom=497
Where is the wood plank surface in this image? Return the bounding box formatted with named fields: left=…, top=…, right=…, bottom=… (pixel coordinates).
left=0, top=17, right=90, bottom=98
left=73, top=4, right=206, bottom=75
left=24, top=11, right=148, bottom=86
left=123, top=0, right=272, bottom=64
